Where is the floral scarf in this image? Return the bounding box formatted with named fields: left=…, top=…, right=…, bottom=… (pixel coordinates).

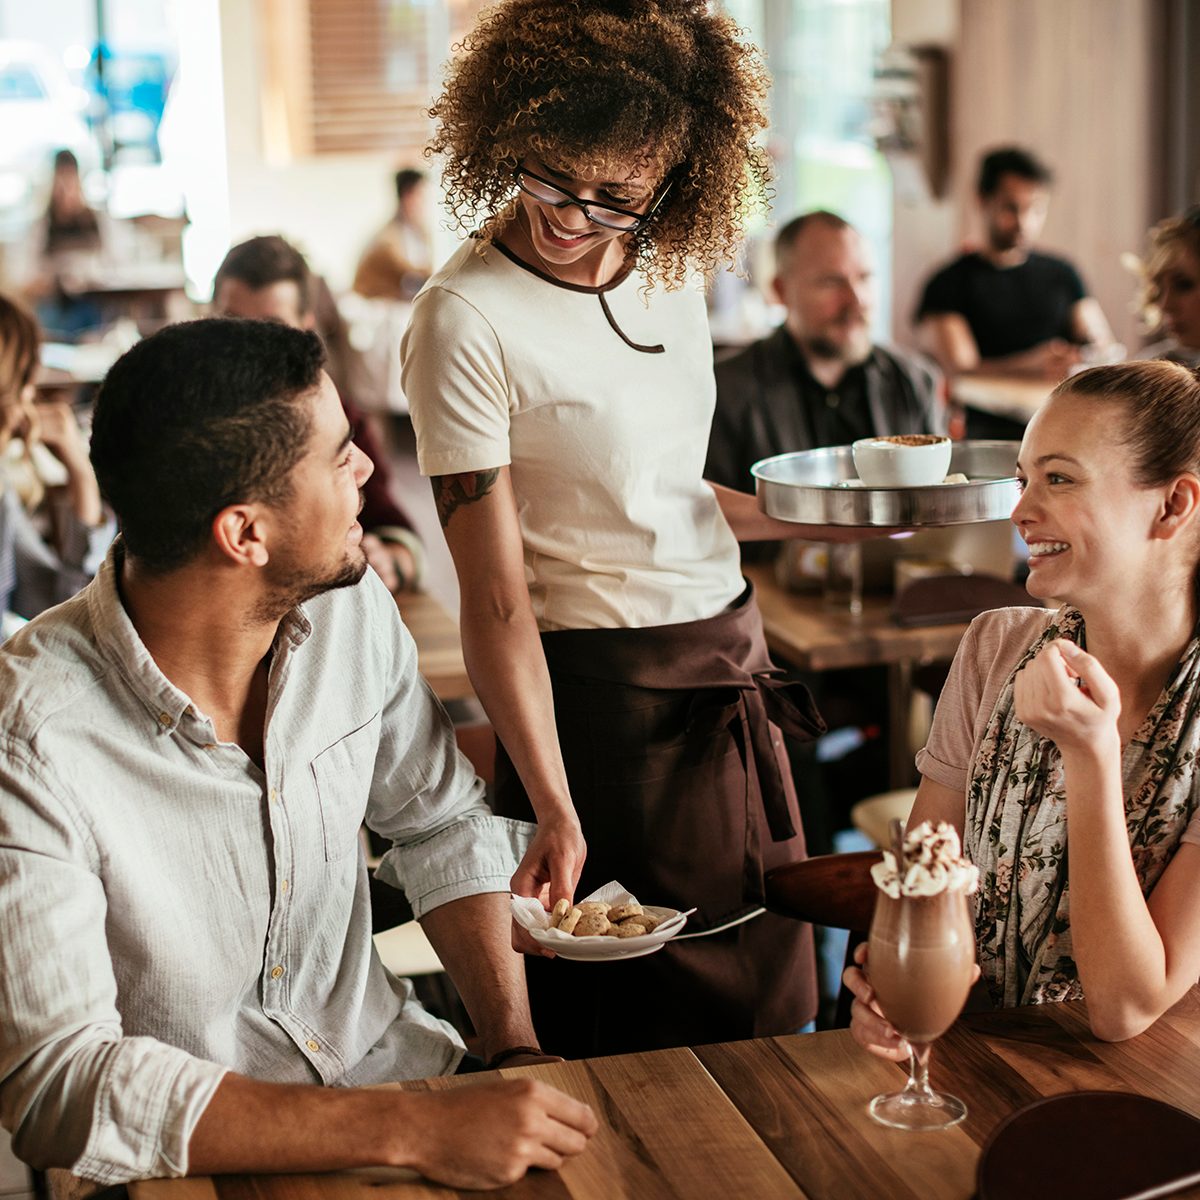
left=966, top=606, right=1200, bottom=1007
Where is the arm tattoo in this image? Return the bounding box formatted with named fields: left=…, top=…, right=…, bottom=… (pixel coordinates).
left=431, top=469, right=500, bottom=528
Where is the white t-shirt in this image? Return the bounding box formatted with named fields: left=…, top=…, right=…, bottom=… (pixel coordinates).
left=401, top=238, right=744, bottom=631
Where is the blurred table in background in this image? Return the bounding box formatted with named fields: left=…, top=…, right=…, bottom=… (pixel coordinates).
left=36, top=341, right=123, bottom=392
left=394, top=589, right=473, bottom=703
left=63, top=261, right=189, bottom=330
left=746, top=563, right=971, bottom=787
left=950, top=375, right=1054, bottom=425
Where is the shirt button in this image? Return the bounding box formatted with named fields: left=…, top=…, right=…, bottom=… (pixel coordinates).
left=269, top=788, right=279, bottom=803
left=201, top=743, right=217, bottom=751
left=157, top=712, right=172, bottom=727
left=306, top=1039, right=320, bottom=1052
left=281, top=879, right=289, bottom=893
left=825, top=392, right=840, bottom=408
left=270, top=965, right=284, bottom=980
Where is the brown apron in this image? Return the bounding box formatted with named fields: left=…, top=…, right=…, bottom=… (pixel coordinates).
left=494, top=581, right=824, bottom=1058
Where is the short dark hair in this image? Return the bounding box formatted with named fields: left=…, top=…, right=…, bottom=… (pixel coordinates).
left=90, top=319, right=325, bottom=573
left=775, top=210, right=852, bottom=270
left=214, top=235, right=313, bottom=316
left=977, top=146, right=1052, bottom=197
left=394, top=168, right=424, bottom=202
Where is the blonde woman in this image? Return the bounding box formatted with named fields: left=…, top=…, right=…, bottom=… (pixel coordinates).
left=0, top=293, right=108, bottom=626
left=1139, top=208, right=1200, bottom=368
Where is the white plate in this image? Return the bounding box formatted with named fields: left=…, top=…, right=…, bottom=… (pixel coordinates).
left=528, top=905, right=689, bottom=962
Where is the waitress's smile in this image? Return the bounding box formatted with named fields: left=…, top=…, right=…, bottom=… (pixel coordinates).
left=537, top=209, right=596, bottom=247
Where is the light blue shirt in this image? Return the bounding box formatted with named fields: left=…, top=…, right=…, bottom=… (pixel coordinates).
left=0, top=544, right=530, bottom=1182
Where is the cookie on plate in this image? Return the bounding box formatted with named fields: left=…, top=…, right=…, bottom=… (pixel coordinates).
left=628, top=911, right=661, bottom=933
left=613, top=921, right=648, bottom=938
left=607, top=902, right=643, bottom=922
left=557, top=906, right=583, bottom=934
left=574, top=912, right=611, bottom=937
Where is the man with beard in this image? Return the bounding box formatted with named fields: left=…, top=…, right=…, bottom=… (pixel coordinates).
left=707, top=213, right=942, bottom=876
left=0, top=319, right=596, bottom=1184
left=915, top=146, right=1115, bottom=438
left=708, top=210, right=942, bottom=500
left=213, top=235, right=424, bottom=595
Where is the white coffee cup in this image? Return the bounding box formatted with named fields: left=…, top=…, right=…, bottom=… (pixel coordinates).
left=852, top=435, right=953, bottom=487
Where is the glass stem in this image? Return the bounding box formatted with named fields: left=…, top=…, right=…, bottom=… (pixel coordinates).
left=907, top=1042, right=934, bottom=1097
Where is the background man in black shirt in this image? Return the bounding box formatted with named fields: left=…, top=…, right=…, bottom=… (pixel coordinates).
left=915, top=147, right=1115, bottom=436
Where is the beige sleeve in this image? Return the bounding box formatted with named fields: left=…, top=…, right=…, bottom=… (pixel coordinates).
left=400, top=285, right=512, bottom=477
left=915, top=607, right=1053, bottom=794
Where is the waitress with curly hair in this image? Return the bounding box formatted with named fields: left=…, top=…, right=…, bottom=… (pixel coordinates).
left=403, top=0, right=866, bottom=1057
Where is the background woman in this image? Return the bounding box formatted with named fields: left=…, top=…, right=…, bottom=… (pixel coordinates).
left=1139, top=208, right=1200, bottom=368
left=403, top=0, right=882, bottom=1057
left=848, top=360, right=1200, bottom=1057
left=26, top=150, right=108, bottom=341
left=0, top=293, right=109, bottom=632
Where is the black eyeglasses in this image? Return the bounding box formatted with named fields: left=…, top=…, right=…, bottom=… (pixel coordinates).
left=513, top=167, right=672, bottom=232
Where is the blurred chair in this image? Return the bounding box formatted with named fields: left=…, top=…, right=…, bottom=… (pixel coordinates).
left=765, top=851, right=879, bottom=1026
left=851, top=788, right=918, bottom=850
left=128, top=213, right=188, bottom=263
left=368, top=869, right=476, bottom=1048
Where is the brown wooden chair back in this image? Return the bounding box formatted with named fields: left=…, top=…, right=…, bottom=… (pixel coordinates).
left=764, top=851, right=879, bottom=933
left=765, top=851, right=881, bottom=1028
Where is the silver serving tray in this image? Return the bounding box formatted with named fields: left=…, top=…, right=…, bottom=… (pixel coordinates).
left=753, top=440, right=1021, bottom=527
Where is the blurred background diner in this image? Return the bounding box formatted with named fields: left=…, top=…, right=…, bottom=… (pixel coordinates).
left=0, top=0, right=1196, bottom=1185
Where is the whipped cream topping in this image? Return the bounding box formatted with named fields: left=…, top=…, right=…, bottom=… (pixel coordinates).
left=870, top=820, right=980, bottom=898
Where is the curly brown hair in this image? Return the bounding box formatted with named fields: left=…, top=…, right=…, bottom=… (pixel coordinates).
left=428, top=0, right=770, bottom=289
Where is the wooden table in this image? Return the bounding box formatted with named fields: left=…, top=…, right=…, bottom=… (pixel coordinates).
left=36, top=342, right=124, bottom=391
left=394, top=590, right=474, bottom=703
left=950, top=375, right=1054, bottom=425
left=129, top=988, right=1200, bottom=1200
left=745, top=564, right=971, bottom=787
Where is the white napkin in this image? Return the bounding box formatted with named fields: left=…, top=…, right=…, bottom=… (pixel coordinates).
left=511, top=881, right=694, bottom=942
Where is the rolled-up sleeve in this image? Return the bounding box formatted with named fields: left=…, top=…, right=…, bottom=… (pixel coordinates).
left=364, top=583, right=532, bottom=918
left=0, top=742, right=226, bottom=1181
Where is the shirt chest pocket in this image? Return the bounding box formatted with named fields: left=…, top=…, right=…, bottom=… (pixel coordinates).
left=310, top=710, right=383, bottom=862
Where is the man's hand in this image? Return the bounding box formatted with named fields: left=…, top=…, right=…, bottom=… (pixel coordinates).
left=1025, top=338, right=1081, bottom=380
left=509, top=810, right=586, bottom=957
left=31, top=399, right=90, bottom=470
left=401, top=1078, right=597, bottom=1189
left=1013, top=639, right=1121, bottom=758
left=362, top=533, right=419, bottom=593
left=30, top=398, right=104, bottom=527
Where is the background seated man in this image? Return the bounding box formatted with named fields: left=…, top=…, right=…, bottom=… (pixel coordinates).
left=353, top=167, right=432, bottom=303
left=709, top=209, right=944, bottom=529
left=213, top=235, right=425, bottom=593
left=914, top=146, right=1115, bottom=438
left=0, top=319, right=595, bottom=1185
left=708, top=210, right=944, bottom=876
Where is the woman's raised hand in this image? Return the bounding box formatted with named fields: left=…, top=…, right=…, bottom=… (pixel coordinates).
left=1014, top=639, right=1122, bottom=756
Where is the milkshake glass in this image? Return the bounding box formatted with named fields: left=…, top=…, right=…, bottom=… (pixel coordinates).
left=866, top=822, right=978, bottom=1131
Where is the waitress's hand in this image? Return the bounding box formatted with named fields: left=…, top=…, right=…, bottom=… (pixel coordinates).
left=1014, top=639, right=1121, bottom=757
left=510, top=809, right=586, bottom=958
